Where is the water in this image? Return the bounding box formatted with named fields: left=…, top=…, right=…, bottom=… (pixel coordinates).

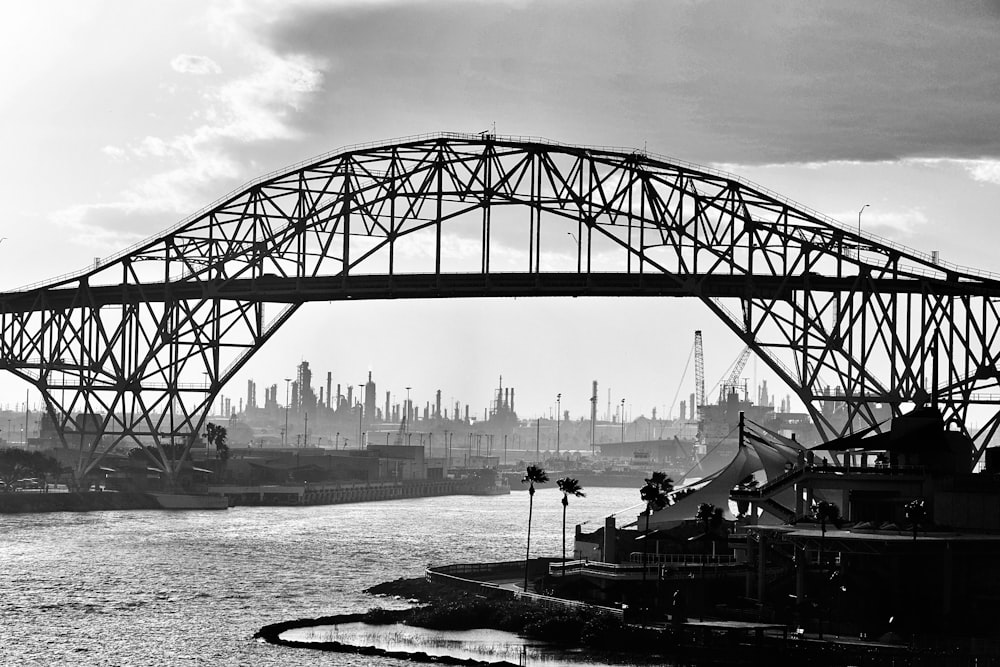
left=282, top=623, right=645, bottom=666
left=0, top=487, right=642, bottom=666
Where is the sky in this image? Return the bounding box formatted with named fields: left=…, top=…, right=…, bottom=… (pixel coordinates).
left=2, top=0, right=1000, bottom=423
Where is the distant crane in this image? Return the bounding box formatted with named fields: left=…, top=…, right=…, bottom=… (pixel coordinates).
left=722, top=346, right=752, bottom=400
left=394, top=416, right=407, bottom=446
left=694, top=330, right=705, bottom=421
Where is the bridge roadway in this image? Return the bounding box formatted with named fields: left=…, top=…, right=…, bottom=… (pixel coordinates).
left=0, top=272, right=984, bottom=313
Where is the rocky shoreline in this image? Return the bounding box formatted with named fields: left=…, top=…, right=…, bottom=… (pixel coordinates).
left=254, top=577, right=956, bottom=666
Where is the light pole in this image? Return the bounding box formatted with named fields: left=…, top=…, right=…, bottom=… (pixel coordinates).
left=620, top=398, right=626, bottom=443
left=590, top=393, right=597, bottom=455
left=858, top=204, right=870, bottom=257
left=556, top=393, right=561, bottom=454
left=283, top=378, right=292, bottom=447
left=567, top=232, right=580, bottom=273
left=357, top=393, right=363, bottom=450
left=405, top=386, right=412, bottom=430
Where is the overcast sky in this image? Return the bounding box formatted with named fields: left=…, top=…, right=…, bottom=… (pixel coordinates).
left=2, top=0, right=1000, bottom=424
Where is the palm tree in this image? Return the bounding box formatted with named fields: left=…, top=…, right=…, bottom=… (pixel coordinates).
left=904, top=499, right=927, bottom=541
left=810, top=501, right=841, bottom=640
left=696, top=502, right=716, bottom=541
left=812, top=500, right=841, bottom=539
left=639, top=472, right=673, bottom=579
left=811, top=500, right=841, bottom=576
left=556, top=477, right=586, bottom=573
left=521, top=464, right=549, bottom=591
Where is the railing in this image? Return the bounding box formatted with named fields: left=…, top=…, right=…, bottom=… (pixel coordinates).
left=547, top=555, right=739, bottom=580
left=514, top=590, right=624, bottom=620
left=12, top=132, right=1000, bottom=293
left=628, top=553, right=737, bottom=566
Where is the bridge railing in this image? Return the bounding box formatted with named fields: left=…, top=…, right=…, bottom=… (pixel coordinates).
left=13, top=132, right=1000, bottom=293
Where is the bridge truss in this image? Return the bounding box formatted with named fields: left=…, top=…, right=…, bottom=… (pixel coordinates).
left=3, top=132, right=1000, bottom=478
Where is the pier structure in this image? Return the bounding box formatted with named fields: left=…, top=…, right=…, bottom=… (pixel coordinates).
left=2, top=133, right=1000, bottom=482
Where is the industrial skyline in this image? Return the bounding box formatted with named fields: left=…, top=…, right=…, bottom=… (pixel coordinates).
left=2, top=2, right=1000, bottom=423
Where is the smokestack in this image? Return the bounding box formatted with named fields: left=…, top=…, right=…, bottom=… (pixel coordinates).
left=347, top=386, right=353, bottom=407
left=435, top=390, right=442, bottom=418
left=327, top=372, right=332, bottom=409
left=690, top=393, right=695, bottom=420
left=510, top=388, right=515, bottom=413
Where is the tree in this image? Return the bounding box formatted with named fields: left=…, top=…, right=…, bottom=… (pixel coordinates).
left=206, top=423, right=229, bottom=462
left=904, top=499, right=927, bottom=541
left=810, top=500, right=842, bottom=640
left=639, top=472, right=673, bottom=580
left=696, top=502, right=716, bottom=538
left=811, top=500, right=841, bottom=539
left=556, top=477, right=586, bottom=573
left=0, top=448, right=61, bottom=491
left=521, top=464, right=549, bottom=592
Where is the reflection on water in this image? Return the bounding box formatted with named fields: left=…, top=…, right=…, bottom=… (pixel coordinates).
left=281, top=622, right=651, bottom=667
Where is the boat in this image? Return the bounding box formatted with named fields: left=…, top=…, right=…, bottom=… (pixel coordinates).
left=150, top=493, right=230, bottom=510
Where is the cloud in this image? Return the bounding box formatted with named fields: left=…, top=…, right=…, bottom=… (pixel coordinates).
left=964, top=161, right=1000, bottom=186
left=259, top=0, right=1000, bottom=166
left=828, top=207, right=928, bottom=237
left=58, top=11, right=327, bottom=247
left=171, top=54, right=222, bottom=75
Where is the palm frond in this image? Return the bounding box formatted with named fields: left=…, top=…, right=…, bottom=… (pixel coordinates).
left=522, top=464, right=549, bottom=485
left=557, top=476, right=586, bottom=497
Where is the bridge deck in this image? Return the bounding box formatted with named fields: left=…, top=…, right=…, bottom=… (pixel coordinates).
left=0, top=272, right=981, bottom=312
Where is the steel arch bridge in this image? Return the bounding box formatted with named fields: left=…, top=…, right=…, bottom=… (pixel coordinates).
left=4, top=132, right=1000, bottom=479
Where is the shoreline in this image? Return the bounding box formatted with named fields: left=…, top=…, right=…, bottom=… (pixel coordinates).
left=0, top=491, right=165, bottom=513
left=254, top=576, right=972, bottom=666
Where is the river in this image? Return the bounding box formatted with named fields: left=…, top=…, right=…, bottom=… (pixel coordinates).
left=0, top=486, right=643, bottom=666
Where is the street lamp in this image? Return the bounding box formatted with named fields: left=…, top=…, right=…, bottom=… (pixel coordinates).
left=357, top=394, right=364, bottom=450
left=590, top=393, right=597, bottom=455
left=283, top=378, right=292, bottom=447
left=556, top=393, right=561, bottom=454
left=567, top=232, right=580, bottom=272
left=405, top=386, right=412, bottom=430
left=620, top=398, right=626, bottom=443
left=857, top=204, right=870, bottom=257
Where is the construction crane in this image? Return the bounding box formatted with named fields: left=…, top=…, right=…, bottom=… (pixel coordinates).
left=694, top=330, right=705, bottom=421
left=722, top=346, right=752, bottom=401
left=393, top=416, right=407, bottom=446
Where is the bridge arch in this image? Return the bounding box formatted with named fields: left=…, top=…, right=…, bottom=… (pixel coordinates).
left=4, top=132, right=1000, bottom=478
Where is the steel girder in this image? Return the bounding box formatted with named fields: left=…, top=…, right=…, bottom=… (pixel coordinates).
left=3, top=132, right=1000, bottom=477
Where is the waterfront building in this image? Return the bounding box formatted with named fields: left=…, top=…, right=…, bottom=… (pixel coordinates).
left=568, top=405, right=1000, bottom=640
